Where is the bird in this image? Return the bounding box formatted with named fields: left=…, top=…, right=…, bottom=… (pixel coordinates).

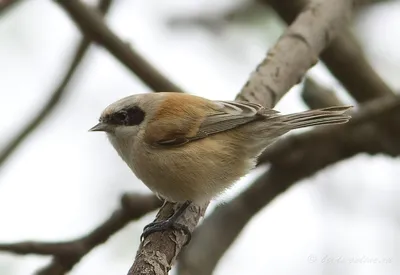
left=89, top=92, right=351, bottom=243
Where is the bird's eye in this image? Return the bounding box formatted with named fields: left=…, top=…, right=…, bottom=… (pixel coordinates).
left=114, top=111, right=128, bottom=124
left=125, top=107, right=145, bottom=126
left=108, top=107, right=145, bottom=126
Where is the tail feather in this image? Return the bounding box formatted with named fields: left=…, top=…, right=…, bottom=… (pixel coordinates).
left=280, top=106, right=352, bottom=129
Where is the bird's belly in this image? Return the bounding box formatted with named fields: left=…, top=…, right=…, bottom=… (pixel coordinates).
left=131, top=138, right=255, bottom=204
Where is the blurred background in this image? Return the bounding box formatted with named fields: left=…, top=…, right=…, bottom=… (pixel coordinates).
left=0, top=0, right=399, bottom=274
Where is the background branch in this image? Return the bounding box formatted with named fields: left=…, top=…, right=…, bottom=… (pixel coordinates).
left=1, top=0, right=185, bottom=274
left=0, top=0, right=113, bottom=169
left=0, top=0, right=25, bottom=16
left=54, top=0, right=185, bottom=93
left=301, top=77, right=344, bottom=108
left=0, top=194, right=161, bottom=275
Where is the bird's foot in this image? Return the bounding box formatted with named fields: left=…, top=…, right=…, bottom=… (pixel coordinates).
left=140, top=200, right=192, bottom=245
left=141, top=219, right=191, bottom=245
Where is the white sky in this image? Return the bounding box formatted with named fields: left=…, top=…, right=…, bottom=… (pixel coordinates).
left=0, top=0, right=399, bottom=274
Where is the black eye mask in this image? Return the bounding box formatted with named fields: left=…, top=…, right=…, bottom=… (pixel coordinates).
left=102, top=106, right=145, bottom=126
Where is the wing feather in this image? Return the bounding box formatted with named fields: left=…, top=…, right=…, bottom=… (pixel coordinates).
left=149, top=97, right=277, bottom=147
left=190, top=101, right=278, bottom=139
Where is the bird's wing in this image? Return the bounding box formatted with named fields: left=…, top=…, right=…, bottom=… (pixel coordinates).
left=148, top=100, right=279, bottom=147
left=191, top=101, right=278, bottom=140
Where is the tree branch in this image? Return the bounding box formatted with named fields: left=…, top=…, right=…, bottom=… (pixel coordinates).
left=178, top=0, right=399, bottom=268
left=266, top=0, right=396, bottom=102
left=127, top=202, right=208, bottom=275
left=2, top=0, right=386, bottom=274
left=131, top=0, right=354, bottom=274
left=177, top=3, right=399, bottom=268
left=0, top=0, right=113, bottom=169
left=0, top=194, right=162, bottom=275
left=178, top=94, right=400, bottom=275
left=237, top=0, right=352, bottom=107
left=54, top=0, right=185, bottom=93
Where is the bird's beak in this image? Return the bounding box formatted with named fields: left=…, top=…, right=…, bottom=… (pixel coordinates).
left=89, top=122, right=109, bottom=132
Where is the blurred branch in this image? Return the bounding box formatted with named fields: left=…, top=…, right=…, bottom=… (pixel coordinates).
left=0, top=0, right=25, bottom=15
left=166, top=0, right=392, bottom=31
left=266, top=0, right=396, bottom=102
left=54, top=0, right=185, bottom=93
left=355, top=0, right=395, bottom=6
left=166, top=1, right=270, bottom=32
left=301, top=78, right=344, bottom=108
left=132, top=0, right=354, bottom=274
left=178, top=95, right=400, bottom=275
left=0, top=193, right=162, bottom=275
left=259, top=96, right=400, bottom=163
left=0, top=0, right=113, bottom=169
left=322, top=28, right=395, bottom=101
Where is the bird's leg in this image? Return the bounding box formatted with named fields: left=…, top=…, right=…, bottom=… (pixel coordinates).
left=141, top=200, right=192, bottom=245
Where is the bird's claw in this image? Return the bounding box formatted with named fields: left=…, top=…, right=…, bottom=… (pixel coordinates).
left=140, top=220, right=191, bottom=245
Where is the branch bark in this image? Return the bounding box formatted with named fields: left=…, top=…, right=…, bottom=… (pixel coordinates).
left=266, top=0, right=396, bottom=102
left=237, top=0, right=352, bottom=107
left=127, top=202, right=208, bottom=275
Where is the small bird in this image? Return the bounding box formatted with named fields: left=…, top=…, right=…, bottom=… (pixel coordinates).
left=90, top=92, right=351, bottom=242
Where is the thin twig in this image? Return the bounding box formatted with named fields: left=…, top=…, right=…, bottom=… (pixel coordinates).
left=35, top=194, right=161, bottom=275
left=0, top=0, right=113, bottom=169
left=54, top=0, right=185, bottom=93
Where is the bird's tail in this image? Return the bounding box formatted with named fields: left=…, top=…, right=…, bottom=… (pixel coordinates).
left=280, top=106, right=352, bottom=129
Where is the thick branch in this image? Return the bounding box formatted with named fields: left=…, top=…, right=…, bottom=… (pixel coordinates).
left=178, top=95, right=400, bottom=275
left=237, top=0, right=352, bottom=107
left=54, top=0, right=185, bottom=93
left=267, top=0, right=396, bottom=102
left=132, top=0, right=354, bottom=274
left=0, top=0, right=113, bottom=169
